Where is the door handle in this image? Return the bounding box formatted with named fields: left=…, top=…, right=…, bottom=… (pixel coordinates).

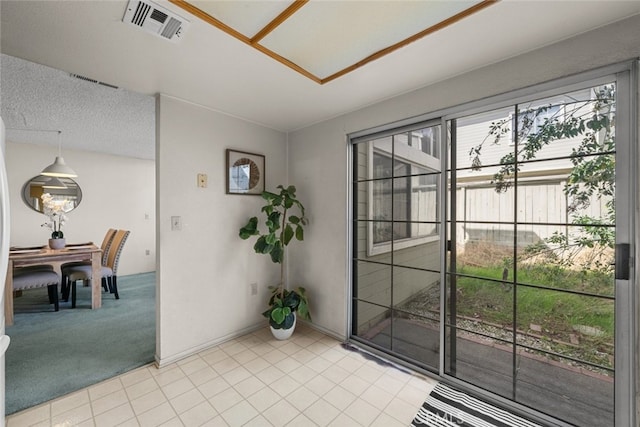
left=615, top=243, right=630, bottom=280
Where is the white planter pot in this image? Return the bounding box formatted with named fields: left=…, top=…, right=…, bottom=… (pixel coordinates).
left=48, top=238, right=66, bottom=250
left=270, top=313, right=296, bottom=340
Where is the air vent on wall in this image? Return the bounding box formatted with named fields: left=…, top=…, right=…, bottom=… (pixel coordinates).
left=122, top=0, right=189, bottom=42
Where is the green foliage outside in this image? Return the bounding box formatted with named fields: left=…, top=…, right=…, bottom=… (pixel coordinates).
left=469, top=84, right=616, bottom=271
left=459, top=84, right=617, bottom=370
left=454, top=260, right=614, bottom=369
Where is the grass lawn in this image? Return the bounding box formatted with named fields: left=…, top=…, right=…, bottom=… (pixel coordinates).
left=453, top=262, right=614, bottom=369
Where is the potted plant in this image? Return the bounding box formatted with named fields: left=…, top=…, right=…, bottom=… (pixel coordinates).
left=41, top=192, right=68, bottom=249
left=239, top=185, right=311, bottom=339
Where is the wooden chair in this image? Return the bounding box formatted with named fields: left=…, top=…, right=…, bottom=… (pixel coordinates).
left=61, top=228, right=117, bottom=300
left=65, top=230, right=130, bottom=308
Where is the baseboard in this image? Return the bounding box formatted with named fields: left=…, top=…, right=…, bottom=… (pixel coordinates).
left=154, top=322, right=264, bottom=368
left=155, top=320, right=348, bottom=368
left=299, top=320, right=347, bottom=342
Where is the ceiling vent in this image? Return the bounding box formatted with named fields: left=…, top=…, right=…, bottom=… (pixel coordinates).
left=122, top=0, right=190, bottom=42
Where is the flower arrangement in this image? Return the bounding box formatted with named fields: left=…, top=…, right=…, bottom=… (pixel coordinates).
left=40, top=193, right=70, bottom=239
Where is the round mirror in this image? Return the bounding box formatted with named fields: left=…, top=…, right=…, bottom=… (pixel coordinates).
left=21, top=176, right=82, bottom=213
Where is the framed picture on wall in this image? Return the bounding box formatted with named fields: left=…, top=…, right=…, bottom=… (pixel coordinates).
left=226, top=149, right=265, bottom=195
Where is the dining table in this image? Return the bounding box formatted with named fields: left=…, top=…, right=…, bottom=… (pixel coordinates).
left=4, top=243, right=102, bottom=326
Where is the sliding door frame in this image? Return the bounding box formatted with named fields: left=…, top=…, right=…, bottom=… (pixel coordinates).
left=348, top=60, right=637, bottom=427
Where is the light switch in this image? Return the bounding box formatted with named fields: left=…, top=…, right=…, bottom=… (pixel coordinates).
left=197, top=173, right=208, bottom=188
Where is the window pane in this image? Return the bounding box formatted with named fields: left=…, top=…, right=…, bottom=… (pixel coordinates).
left=354, top=300, right=391, bottom=350
left=516, top=224, right=614, bottom=297
left=392, top=311, right=439, bottom=370
left=514, top=84, right=615, bottom=163
left=354, top=182, right=370, bottom=221
left=394, top=239, right=440, bottom=271
left=352, top=121, right=443, bottom=374
left=444, top=327, right=514, bottom=400
left=372, top=176, right=393, bottom=243
left=515, top=349, right=613, bottom=426
left=515, top=287, right=614, bottom=368
left=354, top=260, right=391, bottom=307
left=353, top=140, right=371, bottom=182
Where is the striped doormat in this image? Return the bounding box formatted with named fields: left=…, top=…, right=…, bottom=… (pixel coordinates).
left=412, top=383, right=542, bottom=427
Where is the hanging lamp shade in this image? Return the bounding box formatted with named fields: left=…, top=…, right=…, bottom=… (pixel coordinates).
left=39, top=130, right=78, bottom=178
left=42, top=177, right=68, bottom=189
left=41, top=156, right=77, bottom=178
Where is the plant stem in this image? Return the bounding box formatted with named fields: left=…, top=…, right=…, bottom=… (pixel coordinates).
left=279, top=205, right=287, bottom=300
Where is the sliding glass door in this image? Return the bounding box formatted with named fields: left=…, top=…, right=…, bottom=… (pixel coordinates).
left=445, top=76, right=630, bottom=425
left=350, top=65, right=635, bottom=426
left=351, top=121, right=443, bottom=372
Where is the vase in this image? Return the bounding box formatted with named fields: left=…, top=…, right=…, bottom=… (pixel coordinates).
left=49, top=238, right=66, bottom=250
left=270, top=313, right=296, bottom=340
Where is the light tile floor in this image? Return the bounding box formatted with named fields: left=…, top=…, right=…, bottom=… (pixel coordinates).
left=6, top=324, right=437, bottom=426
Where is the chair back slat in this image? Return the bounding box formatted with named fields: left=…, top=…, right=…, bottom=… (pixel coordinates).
left=100, top=228, right=118, bottom=265
left=106, top=230, right=130, bottom=274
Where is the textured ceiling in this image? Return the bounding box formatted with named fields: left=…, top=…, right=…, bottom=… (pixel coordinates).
left=1, top=54, right=156, bottom=160
left=2, top=1, right=640, bottom=160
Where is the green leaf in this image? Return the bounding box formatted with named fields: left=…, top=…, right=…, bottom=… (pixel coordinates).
left=269, top=241, right=283, bottom=264
left=289, top=215, right=300, bottom=224
left=295, top=225, right=304, bottom=241
left=283, top=197, right=294, bottom=209
left=238, top=217, right=258, bottom=239
left=282, top=289, right=300, bottom=309
left=283, top=224, right=294, bottom=246
left=262, top=191, right=278, bottom=202
left=271, top=306, right=291, bottom=324
left=265, top=232, right=278, bottom=245
left=292, top=287, right=311, bottom=321
left=280, top=312, right=295, bottom=329
left=253, top=236, right=272, bottom=255
left=267, top=212, right=281, bottom=231
left=297, top=300, right=311, bottom=321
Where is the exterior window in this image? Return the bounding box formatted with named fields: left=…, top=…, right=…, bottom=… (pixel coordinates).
left=372, top=154, right=410, bottom=244
left=511, top=104, right=564, bottom=144
left=418, top=126, right=440, bottom=158
left=367, top=126, right=441, bottom=255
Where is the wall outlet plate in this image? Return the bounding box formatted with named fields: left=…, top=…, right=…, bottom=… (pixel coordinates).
left=197, top=173, right=207, bottom=188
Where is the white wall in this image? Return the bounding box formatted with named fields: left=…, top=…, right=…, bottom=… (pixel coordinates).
left=287, top=14, right=640, bottom=341
left=6, top=141, right=155, bottom=275
left=156, top=95, right=288, bottom=365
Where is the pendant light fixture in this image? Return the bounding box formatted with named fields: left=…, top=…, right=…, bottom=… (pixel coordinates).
left=41, top=130, right=77, bottom=178
left=42, top=177, right=68, bottom=189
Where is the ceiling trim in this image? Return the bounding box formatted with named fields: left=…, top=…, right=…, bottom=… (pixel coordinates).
left=169, top=0, right=498, bottom=85
left=322, top=0, right=498, bottom=84
left=169, top=0, right=321, bottom=83
left=250, top=0, right=309, bottom=44
left=169, top=0, right=251, bottom=44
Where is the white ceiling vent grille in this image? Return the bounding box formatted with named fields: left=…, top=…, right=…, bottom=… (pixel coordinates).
left=123, top=0, right=189, bottom=42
